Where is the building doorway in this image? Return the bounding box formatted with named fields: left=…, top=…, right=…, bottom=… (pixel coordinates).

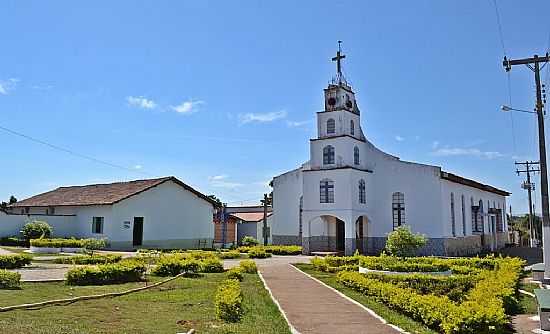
left=335, top=219, right=345, bottom=252
left=133, top=217, right=144, bottom=246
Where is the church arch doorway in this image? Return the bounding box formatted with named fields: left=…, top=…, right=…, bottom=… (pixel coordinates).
left=306, top=214, right=347, bottom=254
left=355, top=216, right=368, bottom=254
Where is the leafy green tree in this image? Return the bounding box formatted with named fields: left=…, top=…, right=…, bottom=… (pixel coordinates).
left=240, top=236, right=259, bottom=246
left=208, top=195, right=223, bottom=207
left=21, top=221, right=53, bottom=240
left=8, top=196, right=17, bottom=204
left=82, top=238, right=107, bottom=256
left=385, top=226, right=427, bottom=258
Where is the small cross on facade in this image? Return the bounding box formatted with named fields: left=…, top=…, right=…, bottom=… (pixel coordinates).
left=331, top=40, right=346, bottom=79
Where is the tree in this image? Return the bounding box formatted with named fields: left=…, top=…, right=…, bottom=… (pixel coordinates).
left=385, top=226, right=427, bottom=258
left=21, top=221, right=53, bottom=240
left=82, top=238, right=107, bottom=256
left=208, top=195, right=223, bottom=208
left=0, top=195, right=17, bottom=210
left=8, top=196, right=17, bottom=204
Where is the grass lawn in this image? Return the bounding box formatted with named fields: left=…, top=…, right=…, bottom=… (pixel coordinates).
left=0, top=273, right=290, bottom=334
left=519, top=282, right=540, bottom=315
left=294, top=263, right=437, bottom=334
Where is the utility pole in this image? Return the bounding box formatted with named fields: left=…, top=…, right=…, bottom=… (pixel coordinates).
left=261, top=193, right=272, bottom=246
left=504, top=53, right=550, bottom=278
left=516, top=161, right=540, bottom=247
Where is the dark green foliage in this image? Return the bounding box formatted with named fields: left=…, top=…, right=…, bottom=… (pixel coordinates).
left=21, top=221, right=52, bottom=240
left=199, top=258, right=224, bottom=273
left=214, top=279, right=243, bottom=322
left=0, top=269, right=21, bottom=289
left=53, top=254, right=122, bottom=265
left=240, top=236, right=259, bottom=246
left=152, top=257, right=201, bottom=276
left=30, top=238, right=84, bottom=248
left=0, top=254, right=31, bottom=269
left=0, top=236, right=27, bottom=247
left=66, top=259, right=146, bottom=285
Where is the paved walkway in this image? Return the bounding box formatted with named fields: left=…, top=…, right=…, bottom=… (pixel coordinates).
left=0, top=248, right=14, bottom=255
left=260, top=263, right=401, bottom=334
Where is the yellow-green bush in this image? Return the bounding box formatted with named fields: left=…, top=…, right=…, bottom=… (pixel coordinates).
left=54, top=254, right=122, bottom=265
left=237, top=245, right=302, bottom=255
left=0, top=254, right=31, bottom=269
left=0, top=269, right=21, bottom=289
left=239, top=259, right=257, bottom=273
left=217, top=250, right=241, bottom=259
left=214, top=279, right=243, bottom=322
left=152, top=256, right=201, bottom=276
left=247, top=247, right=271, bottom=259
left=66, top=259, right=146, bottom=285
left=226, top=267, right=244, bottom=281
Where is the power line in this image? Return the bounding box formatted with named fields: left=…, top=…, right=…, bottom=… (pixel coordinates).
left=0, top=124, right=157, bottom=177
left=491, top=0, right=507, bottom=56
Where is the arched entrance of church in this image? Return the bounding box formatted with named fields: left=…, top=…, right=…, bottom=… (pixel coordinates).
left=355, top=216, right=368, bottom=254
left=306, top=215, right=346, bottom=254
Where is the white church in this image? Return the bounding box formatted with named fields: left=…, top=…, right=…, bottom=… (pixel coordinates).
left=271, top=46, right=510, bottom=256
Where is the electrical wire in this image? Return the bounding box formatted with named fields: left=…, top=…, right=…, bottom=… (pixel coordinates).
left=0, top=124, right=158, bottom=177
left=491, top=0, right=507, bottom=56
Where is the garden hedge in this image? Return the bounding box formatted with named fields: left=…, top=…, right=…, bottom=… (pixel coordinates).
left=239, top=259, right=257, bottom=273
left=54, top=254, right=122, bottom=265
left=246, top=247, right=271, bottom=259
left=0, top=254, right=31, bottom=269
left=226, top=267, right=244, bottom=281
left=237, top=245, right=302, bottom=255
left=215, top=278, right=243, bottom=322
left=0, top=270, right=21, bottom=289
left=66, top=259, right=146, bottom=285
left=30, top=238, right=84, bottom=248
left=217, top=250, right=241, bottom=259
left=152, top=257, right=201, bottom=277
left=335, top=256, right=524, bottom=333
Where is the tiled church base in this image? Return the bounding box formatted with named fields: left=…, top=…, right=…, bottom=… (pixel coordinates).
left=260, top=263, right=401, bottom=334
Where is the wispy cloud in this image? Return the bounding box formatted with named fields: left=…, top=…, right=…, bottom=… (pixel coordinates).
left=238, top=110, right=287, bottom=124
left=395, top=135, right=405, bottom=142
left=170, top=99, right=204, bottom=114
left=31, top=84, right=53, bottom=90
left=432, top=147, right=504, bottom=159
left=0, top=78, right=19, bottom=95
left=208, top=175, right=243, bottom=189
left=432, top=141, right=440, bottom=149
left=133, top=165, right=143, bottom=170
left=127, top=96, right=157, bottom=109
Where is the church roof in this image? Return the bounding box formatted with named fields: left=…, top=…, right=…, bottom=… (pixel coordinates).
left=10, top=176, right=217, bottom=207
left=441, top=171, right=510, bottom=196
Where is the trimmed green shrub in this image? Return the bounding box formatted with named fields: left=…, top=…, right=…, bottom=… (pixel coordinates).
left=239, top=259, right=257, bottom=273
left=152, top=256, right=201, bottom=276
left=53, top=254, right=122, bottom=265
left=81, top=238, right=107, bottom=255
left=21, top=221, right=52, bottom=240
left=30, top=238, right=84, bottom=248
left=247, top=247, right=271, bottom=259
left=66, top=259, right=146, bottom=285
left=215, top=279, right=243, bottom=322
left=217, top=250, right=241, bottom=259
left=237, top=245, right=302, bottom=255
left=0, top=254, right=31, bottom=269
left=240, top=236, right=259, bottom=246
left=0, top=236, right=27, bottom=247
left=226, top=267, right=244, bottom=281
left=200, top=258, right=224, bottom=273
left=385, top=226, right=427, bottom=257
left=0, top=270, right=21, bottom=289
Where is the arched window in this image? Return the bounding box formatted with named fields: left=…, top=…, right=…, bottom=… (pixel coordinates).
left=354, top=146, right=360, bottom=165
left=359, top=179, right=366, bottom=204
left=392, top=192, right=405, bottom=230
left=350, top=120, right=355, bottom=135
left=450, top=193, right=456, bottom=237
left=323, top=145, right=335, bottom=165
left=327, top=118, right=335, bottom=134
left=320, top=179, right=334, bottom=203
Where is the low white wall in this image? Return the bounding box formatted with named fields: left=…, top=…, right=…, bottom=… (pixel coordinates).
left=0, top=211, right=76, bottom=237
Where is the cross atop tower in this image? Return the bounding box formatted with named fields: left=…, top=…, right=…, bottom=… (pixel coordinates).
left=332, top=41, right=346, bottom=83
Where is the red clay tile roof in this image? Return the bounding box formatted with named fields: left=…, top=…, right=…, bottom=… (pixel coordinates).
left=230, top=212, right=272, bottom=222
left=10, top=176, right=217, bottom=207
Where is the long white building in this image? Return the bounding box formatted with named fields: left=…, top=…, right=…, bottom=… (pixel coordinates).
left=271, top=49, right=510, bottom=256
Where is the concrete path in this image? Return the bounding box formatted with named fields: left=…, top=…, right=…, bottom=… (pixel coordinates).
left=260, top=263, right=401, bottom=334
left=15, top=263, right=71, bottom=282
left=0, top=247, right=14, bottom=255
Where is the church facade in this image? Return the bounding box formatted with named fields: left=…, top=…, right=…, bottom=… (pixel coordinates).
left=271, top=49, right=510, bottom=256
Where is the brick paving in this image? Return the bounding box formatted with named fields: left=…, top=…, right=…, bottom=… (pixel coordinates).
left=260, top=263, right=401, bottom=334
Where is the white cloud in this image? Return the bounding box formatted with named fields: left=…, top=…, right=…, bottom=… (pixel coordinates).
left=395, top=135, right=405, bottom=142
left=133, top=165, right=143, bottom=170
left=208, top=175, right=243, bottom=189
left=170, top=99, right=204, bottom=114
left=432, top=147, right=504, bottom=159
left=432, top=141, right=440, bottom=149
left=238, top=110, right=287, bottom=124
left=127, top=96, right=157, bottom=109
left=0, top=78, right=19, bottom=95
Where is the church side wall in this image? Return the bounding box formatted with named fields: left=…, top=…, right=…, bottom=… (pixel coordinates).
left=271, top=168, right=303, bottom=245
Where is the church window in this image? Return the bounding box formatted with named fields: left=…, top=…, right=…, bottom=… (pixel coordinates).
left=354, top=146, right=360, bottom=165
left=450, top=193, right=456, bottom=237
left=323, top=145, right=335, bottom=165
left=359, top=179, right=366, bottom=204
left=350, top=120, right=355, bottom=135
left=392, top=192, right=405, bottom=230
left=320, top=179, right=334, bottom=203
left=471, top=200, right=484, bottom=233
left=461, top=195, right=466, bottom=235
left=327, top=118, right=335, bottom=134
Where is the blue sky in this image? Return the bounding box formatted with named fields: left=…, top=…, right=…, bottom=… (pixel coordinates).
left=1, top=1, right=549, bottom=213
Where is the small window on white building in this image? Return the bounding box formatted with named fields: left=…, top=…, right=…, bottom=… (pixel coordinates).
left=392, top=192, right=405, bottom=230
left=450, top=193, right=456, bottom=237
left=92, top=217, right=104, bottom=234
left=323, top=145, right=335, bottom=165
left=353, top=146, right=360, bottom=165
left=359, top=179, right=366, bottom=204
left=327, top=118, right=335, bottom=134
left=461, top=195, right=466, bottom=236
left=350, top=120, right=355, bottom=135
left=320, top=179, right=334, bottom=203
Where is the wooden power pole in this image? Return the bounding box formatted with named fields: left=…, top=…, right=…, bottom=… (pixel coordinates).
left=516, top=161, right=540, bottom=247
left=261, top=193, right=272, bottom=246
left=504, top=53, right=550, bottom=277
